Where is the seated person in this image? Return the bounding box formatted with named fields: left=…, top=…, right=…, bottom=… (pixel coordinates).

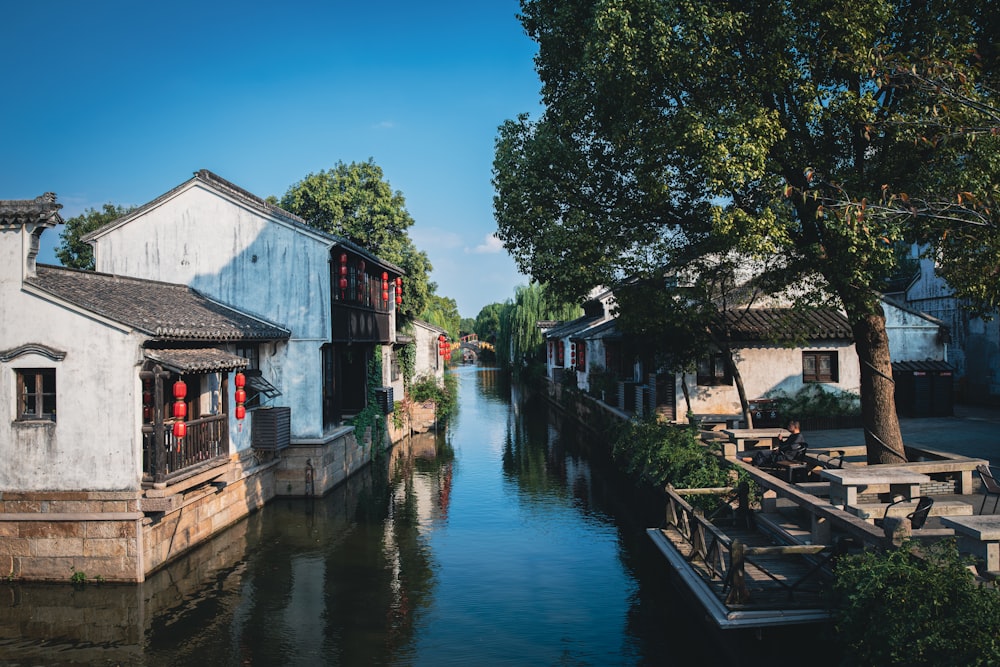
left=742, top=420, right=807, bottom=467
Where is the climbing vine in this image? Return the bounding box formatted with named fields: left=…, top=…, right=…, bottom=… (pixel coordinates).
left=349, top=352, right=387, bottom=456
left=399, top=340, right=416, bottom=389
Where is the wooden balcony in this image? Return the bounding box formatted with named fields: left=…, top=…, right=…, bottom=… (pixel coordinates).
left=143, top=414, right=228, bottom=484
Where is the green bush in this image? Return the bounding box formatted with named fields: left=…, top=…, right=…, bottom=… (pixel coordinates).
left=767, top=384, right=861, bottom=420
left=833, top=540, right=1000, bottom=666
left=410, top=374, right=458, bottom=423
left=612, top=419, right=732, bottom=497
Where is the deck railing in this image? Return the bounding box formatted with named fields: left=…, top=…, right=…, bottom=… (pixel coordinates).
left=663, top=484, right=838, bottom=604
left=143, top=414, right=228, bottom=483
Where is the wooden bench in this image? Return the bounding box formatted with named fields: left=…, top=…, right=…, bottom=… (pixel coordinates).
left=847, top=499, right=973, bottom=523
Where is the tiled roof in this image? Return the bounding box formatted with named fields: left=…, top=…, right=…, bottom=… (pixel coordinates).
left=0, top=193, right=63, bottom=228
left=27, top=265, right=290, bottom=342
left=891, top=360, right=954, bottom=373
left=722, top=308, right=852, bottom=341
left=80, top=170, right=404, bottom=275
left=572, top=318, right=620, bottom=341
left=145, top=348, right=248, bottom=373
left=545, top=315, right=603, bottom=339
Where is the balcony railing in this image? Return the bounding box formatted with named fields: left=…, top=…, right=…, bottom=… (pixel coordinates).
left=143, top=414, right=228, bottom=483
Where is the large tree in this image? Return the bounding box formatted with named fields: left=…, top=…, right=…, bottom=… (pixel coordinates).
left=495, top=0, right=1000, bottom=464
left=281, top=159, right=433, bottom=321
left=56, top=204, right=133, bottom=269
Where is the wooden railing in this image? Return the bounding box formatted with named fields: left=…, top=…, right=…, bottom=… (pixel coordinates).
left=663, top=484, right=840, bottom=604
left=143, top=414, right=228, bottom=483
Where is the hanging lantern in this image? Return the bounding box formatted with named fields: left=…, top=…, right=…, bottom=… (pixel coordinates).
left=234, top=372, right=247, bottom=422
left=381, top=272, right=389, bottom=304
left=395, top=276, right=402, bottom=305
left=171, top=379, right=187, bottom=438
left=339, top=253, right=348, bottom=298
left=143, top=405, right=152, bottom=421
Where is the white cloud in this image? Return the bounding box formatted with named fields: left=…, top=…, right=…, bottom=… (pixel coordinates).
left=469, top=233, right=504, bottom=254
left=373, top=120, right=395, bottom=129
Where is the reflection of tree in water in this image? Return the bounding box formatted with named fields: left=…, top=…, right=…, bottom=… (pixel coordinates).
left=474, top=366, right=511, bottom=404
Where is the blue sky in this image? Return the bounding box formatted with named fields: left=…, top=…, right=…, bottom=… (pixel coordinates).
left=2, top=1, right=542, bottom=318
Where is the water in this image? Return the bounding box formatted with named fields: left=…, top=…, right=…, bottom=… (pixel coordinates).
left=0, top=366, right=812, bottom=666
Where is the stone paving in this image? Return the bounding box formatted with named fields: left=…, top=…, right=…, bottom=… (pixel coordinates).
left=803, top=403, right=1000, bottom=467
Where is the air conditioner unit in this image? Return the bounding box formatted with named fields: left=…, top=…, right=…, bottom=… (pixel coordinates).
left=374, top=387, right=394, bottom=415
left=251, top=407, right=291, bottom=451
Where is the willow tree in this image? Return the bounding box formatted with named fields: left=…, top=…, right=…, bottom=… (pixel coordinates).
left=495, top=0, right=1000, bottom=464
left=496, top=283, right=581, bottom=373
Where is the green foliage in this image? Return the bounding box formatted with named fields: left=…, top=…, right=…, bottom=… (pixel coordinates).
left=767, top=385, right=861, bottom=420
left=421, top=294, right=461, bottom=341
left=348, top=353, right=387, bottom=455
left=397, top=341, right=416, bottom=389
left=497, top=0, right=1000, bottom=459
left=410, top=373, right=458, bottom=423
left=56, top=203, right=133, bottom=269
left=280, top=159, right=432, bottom=320
left=495, top=283, right=581, bottom=374
left=586, top=364, right=617, bottom=399
left=474, top=303, right=503, bottom=343
left=833, top=540, right=1000, bottom=666
left=612, top=419, right=731, bottom=495
left=70, top=569, right=86, bottom=585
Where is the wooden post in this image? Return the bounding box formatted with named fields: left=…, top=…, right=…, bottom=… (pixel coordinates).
left=726, top=539, right=751, bottom=604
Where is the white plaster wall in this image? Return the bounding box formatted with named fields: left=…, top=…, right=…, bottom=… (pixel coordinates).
left=884, top=301, right=945, bottom=362
left=411, top=322, right=445, bottom=384
left=90, top=183, right=333, bottom=440
left=0, top=284, right=142, bottom=491
left=680, top=342, right=860, bottom=416
left=92, top=183, right=331, bottom=339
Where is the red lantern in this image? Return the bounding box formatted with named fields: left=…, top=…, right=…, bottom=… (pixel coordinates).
left=173, top=380, right=186, bottom=400
left=172, top=401, right=187, bottom=419
left=394, top=276, right=402, bottom=305
left=234, top=372, right=247, bottom=421
left=173, top=421, right=187, bottom=439
left=143, top=405, right=152, bottom=421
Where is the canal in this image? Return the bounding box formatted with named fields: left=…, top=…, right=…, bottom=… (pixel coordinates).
left=0, top=366, right=827, bottom=666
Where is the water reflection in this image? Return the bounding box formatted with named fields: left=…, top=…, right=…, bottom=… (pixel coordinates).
left=0, top=365, right=796, bottom=666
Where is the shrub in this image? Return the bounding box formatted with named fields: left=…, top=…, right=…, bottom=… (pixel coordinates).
left=833, top=539, right=1000, bottom=666
left=612, top=419, right=733, bottom=499
left=767, top=384, right=860, bottom=421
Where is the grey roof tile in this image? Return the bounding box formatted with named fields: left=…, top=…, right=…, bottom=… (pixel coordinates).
left=27, top=265, right=290, bottom=342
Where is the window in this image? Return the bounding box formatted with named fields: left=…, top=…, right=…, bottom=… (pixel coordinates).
left=803, top=351, right=838, bottom=383
left=696, top=354, right=731, bottom=386
left=16, top=368, right=56, bottom=421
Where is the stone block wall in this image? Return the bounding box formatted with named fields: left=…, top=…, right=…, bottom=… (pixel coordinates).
left=0, top=491, right=142, bottom=582
left=275, top=427, right=374, bottom=497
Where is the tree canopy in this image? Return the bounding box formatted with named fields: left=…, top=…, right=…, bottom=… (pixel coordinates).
left=280, top=159, right=433, bottom=321
left=495, top=0, right=1000, bottom=462
left=56, top=204, right=133, bottom=270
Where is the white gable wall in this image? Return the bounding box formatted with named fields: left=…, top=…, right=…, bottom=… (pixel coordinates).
left=91, top=183, right=332, bottom=440
left=1, top=280, right=141, bottom=491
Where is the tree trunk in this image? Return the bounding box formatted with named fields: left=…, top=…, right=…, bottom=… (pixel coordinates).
left=852, top=309, right=907, bottom=464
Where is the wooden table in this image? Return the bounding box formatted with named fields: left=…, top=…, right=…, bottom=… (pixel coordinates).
left=939, top=515, right=1000, bottom=572
left=818, top=467, right=931, bottom=507
left=722, top=428, right=789, bottom=453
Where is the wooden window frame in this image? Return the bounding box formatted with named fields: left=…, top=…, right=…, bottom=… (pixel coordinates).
left=803, top=351, right=838, bottom=383
left=696, top=354, right=732, bottom=386
left=16, top=368, right=56, bottom=421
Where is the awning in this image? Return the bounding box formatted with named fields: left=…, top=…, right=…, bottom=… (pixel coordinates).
left=145, top=348, right=248, bottom=374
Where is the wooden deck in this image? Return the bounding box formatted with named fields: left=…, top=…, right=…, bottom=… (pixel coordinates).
left=647, top=487, right=836, bottom=629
